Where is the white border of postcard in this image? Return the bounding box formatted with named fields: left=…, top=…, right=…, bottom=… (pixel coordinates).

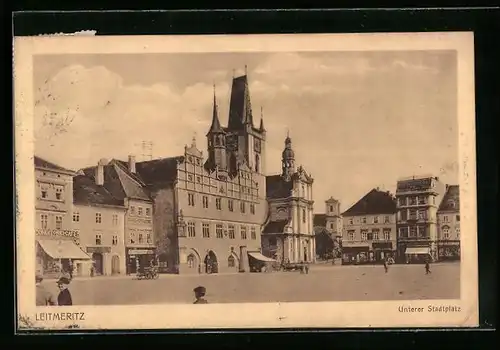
left=14, top=32, right=478, bottom=329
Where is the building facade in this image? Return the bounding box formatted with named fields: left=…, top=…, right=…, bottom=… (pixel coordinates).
left=436, top=185, right=461, bottom=261
left=261, top=135, right=315, bottom=264
left=73, top=164, right=127, bottom=276
left=341, top=188, right=397, bottom=265
left=395, top=176, right=447, bottom=263
left=313, top=198, right=342, bottom=260
left=77, top=157, right=155, bottom=275
left=324, top=197, right=343, bottom=238
left=34, top=156, right=91, bottom=278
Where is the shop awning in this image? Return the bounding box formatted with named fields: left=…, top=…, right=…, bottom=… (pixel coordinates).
left=38, top=239, right=91, bottom=260
left=248, top=252, right=277, bottom=262
left=405, top=247, right=431, bottom=255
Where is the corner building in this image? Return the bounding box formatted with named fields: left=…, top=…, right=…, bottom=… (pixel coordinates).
left=125, top=73, right=268, bottom=274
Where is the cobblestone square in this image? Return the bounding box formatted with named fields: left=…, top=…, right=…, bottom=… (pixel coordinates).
left=41, top=262, right=460, bottom=305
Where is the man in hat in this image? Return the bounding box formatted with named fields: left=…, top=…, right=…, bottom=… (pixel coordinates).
left=56, top=276, right=73, bottom=306
left=193, top=286, right=208, bottom=304
left=36, top=274, right=57, bottom=306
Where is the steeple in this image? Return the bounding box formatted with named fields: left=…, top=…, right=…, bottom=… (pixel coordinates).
left=206, top=84, right=224, bottom=135
left=227, top=68, right=254, bottom=130
left=259, top=106, right=266, bottom=132
left=282, top=131, right=295, bottom=180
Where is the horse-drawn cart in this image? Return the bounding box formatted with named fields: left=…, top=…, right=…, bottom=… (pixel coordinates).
left=135, top=266, right=159, bottom=280
left=281, top=262, right=309, bottom=273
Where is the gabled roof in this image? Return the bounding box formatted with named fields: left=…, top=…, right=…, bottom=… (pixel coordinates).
left=313, top=214, right=327, bottom=227
left=73, top=175, right=124, bottom=207
left=263, top=220, right=289, bottom=234
left=438, top=185, right=460, bottom=212
left=34, top=156, right=74, bottom=173
left=135, top=156, right=184, bottom=186
left=112, top=161, right=151, bottom=201
left=342, top=188, right=396, bottom=216
left=266, top=174, right=293, bottom=199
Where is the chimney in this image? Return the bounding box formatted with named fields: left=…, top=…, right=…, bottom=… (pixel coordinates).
left=95, top=158, right=107, bottom=186
left=128, top=155, right=136, bottom=173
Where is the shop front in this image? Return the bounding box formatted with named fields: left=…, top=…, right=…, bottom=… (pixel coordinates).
left=372, top=242, right=395, bottom=263
left=437, top=240, right=461, bottom=261
left=341, top=245, right=370, bottom=265
left=126, top=247, right=156, bottom=274
left=36, top=229, right=92, bottom=278
left=399, top=245, right=432, bottom=264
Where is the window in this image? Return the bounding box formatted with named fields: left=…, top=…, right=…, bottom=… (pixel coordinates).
left=418, top=226, right=427, bottom=238
left=348, top=230, right=355, bottom=241
left=442, top=226, right=450, bottom=239
left=455, top=226, right=460, bottom=238
left=216, top=224, right=223, bottom=239
left=73, top=212, right=80, bottom=222
left=372, top=229, right=380, bottom=240
left=187, top=254, right=195, bottom=268
left=384, top=216, right=390, bottom=224
left=146, top=208, right=151, bottom=216
left=112, top=235, right=118, bottom=245
left=138, top=233, right=144, bottom=244
left=330, top=223, right=334, bottom=230
left=456, top=215, right=460, bottom=222
left=112, top=214, right=118, bottom=226
left=55, top=186, right=63, bottom=200
left=188, top=174, right=193, bottom=182
left=203, top=196, right=209, bottom=208
left=129, top=232, right=136, bottom=244
left=40, top=214, right=48, bottom=229
left=398, top=197, right=406, bottom=206
left=383, top=229, right=391, bottom=241
left=188, top=193, right=195, bottom=206
left=418, top=196, right=427, bottom=205
left=250, top=204, right=255, bottom=214
left=367, top=232, right=373, bottom=241
left=443, top=215, right=449, bottom=223
left=240, top=201, right=246, bottom=213
left=138, top=207, right=143, bottom=216
left=216, top=198, right=222, bottom=210
left=241, top=226, right=247, bottom=239
left=202, top=223, right=210, bottom=238
left=409, top=209, right=417, bottom=220
left=196, top=176, right=201, bottom=183
left=362, top=217, right=367, bottom=224
left=409, top=196, right=417, bottom=205
left=228, top=200, right=234, bottom=212
left=349, top=218, right=353, bottom=225
left=228, top=225, right=235, bottom=239
left=40, top=184, right=48, bottom=199
left=95, top=234, right=102, bottom=245
left=400, top=209, right=408, bottom=221
left=187, top=222, right=196, bottom=237
left=361, top=230, right=368, bottom=241
left=329, top=205, right=334, bottom=212
left=399, top=227, right=408, bottom=238
left=251, top=227, right=257, bottom=240
left=228, top=255, right=236, bottom=267
left=55, top=216, right=63, bottom=229
left=373, top=216, right=379, bottom=224
left=130, top=206, right=136, bottom=215
left=418, top=209, right=427, bottom=220
left=147, top=233, right=152, bottom=243
left=95, top=213, right=102, bottom=224
left=302, top=209, right=306, bottom=223
left=196, top=158, right=200, bottom=166
left=409, top=226, right=417, bottom=237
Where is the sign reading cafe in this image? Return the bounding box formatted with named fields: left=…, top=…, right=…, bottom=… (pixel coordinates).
left=35, top=228, right=80, bottom=239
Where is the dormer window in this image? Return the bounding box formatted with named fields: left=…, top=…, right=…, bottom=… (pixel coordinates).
left=448, top=200, right=456, bottom=208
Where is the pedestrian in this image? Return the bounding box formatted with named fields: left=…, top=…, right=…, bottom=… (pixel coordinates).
left=383, top=259, right=388, bottom=273
left=425, top=260, right=431, bottom=274
left=68, top=260, right=73, bottom=280
left=305, top=263, right=309, bottom=274
left=193, top=286, right=208, bottom=304
left=36, top=274, right=57, bottom=306
left=56, top=277, right=73, bottom=306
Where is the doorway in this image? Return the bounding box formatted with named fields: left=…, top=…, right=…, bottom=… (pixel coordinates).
left=111, top=255, right=120, bottom=275
left=204, top=250, right=218, bottom=274
left=92, top=253, right=104, bottom=275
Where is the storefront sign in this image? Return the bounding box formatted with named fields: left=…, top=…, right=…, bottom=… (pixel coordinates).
left=36, top=228, right=80, bottom=239
left=86, top=246, right=111, bottom=254
left=373, top=242, right=393, bottom=250
left=128, top=249, right=155, bottom=255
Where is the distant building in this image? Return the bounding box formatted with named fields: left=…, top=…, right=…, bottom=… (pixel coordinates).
left=262, top=134, right=315, bottom=264
left=395, top=176, right=447, bottom=263
left=313, top=198, right=342, bottom=259
left=341, top=188, right=397, bottom=265
left=34, top=156, right=91, bottom=278
left=436, top=185, right=460, bottom=261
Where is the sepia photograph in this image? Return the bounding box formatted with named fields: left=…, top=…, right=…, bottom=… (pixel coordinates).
left=14, top=32, right=478, bottom=329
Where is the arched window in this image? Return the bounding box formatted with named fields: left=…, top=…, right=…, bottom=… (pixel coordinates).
left=255, top=154, right=260, bottom=173
left=442, top=226, right=450, bottom=240
left=230, top=154, right=237, bottom=171
left=228, top=255, right=235, bottom=267
left=187, top=254, right=195, bottom=268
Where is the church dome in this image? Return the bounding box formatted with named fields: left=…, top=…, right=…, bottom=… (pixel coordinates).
left=282, top=147, right=294, bottom=159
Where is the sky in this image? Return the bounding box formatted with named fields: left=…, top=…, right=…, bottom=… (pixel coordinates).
left=33, top=50, right=458, bottom=213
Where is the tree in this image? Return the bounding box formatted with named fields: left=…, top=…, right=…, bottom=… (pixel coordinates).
left=314, top=227, right=334, bottom=260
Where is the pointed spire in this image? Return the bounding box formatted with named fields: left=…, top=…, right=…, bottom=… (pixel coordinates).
left=206, top=85, right=224, bottom=135
left=244, top=64, right=248, bottom=76
left=191, top=133, right=197, bottom=148
left=259, top=106, right=266, bottom=132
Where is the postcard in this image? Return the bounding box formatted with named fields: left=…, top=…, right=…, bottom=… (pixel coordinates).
left=14, top=32, right=478, bottom=330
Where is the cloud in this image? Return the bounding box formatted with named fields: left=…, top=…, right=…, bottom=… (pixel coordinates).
left=35, top=65, right=231, bottom=169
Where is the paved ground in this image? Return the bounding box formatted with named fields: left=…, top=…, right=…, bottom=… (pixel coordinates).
left=41, top=262, right=460, bottom=305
